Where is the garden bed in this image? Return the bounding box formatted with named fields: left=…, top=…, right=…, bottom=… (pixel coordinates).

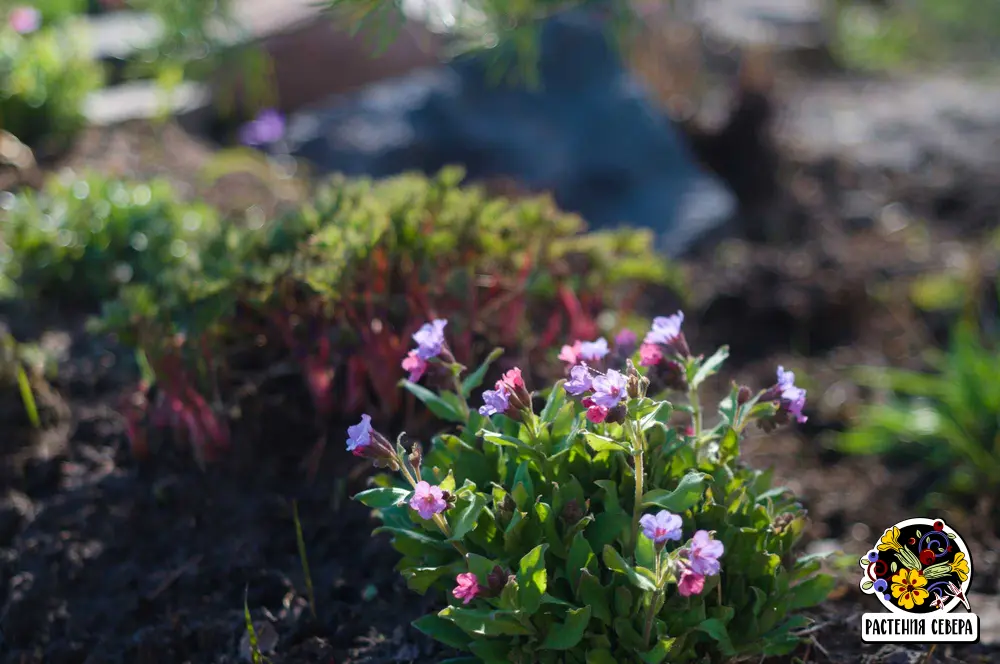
left=3, top=72, right=1000, bottom=663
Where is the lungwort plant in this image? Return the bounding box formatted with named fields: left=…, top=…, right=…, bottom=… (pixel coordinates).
left=351, top=312, right=832, bottom=662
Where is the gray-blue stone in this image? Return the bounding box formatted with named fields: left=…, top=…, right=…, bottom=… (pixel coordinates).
left=286, top=8, right=737, bottom=257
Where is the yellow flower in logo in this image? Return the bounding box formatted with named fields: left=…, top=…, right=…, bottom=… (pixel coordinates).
left=949, top=552, right=970, bottom=582
left=878, top=526, right=902, bottom=552
left=891, top=568, right=929, bottom=610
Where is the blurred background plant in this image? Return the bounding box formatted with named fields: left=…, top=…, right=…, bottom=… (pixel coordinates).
left=95, top=167, right=682, bottom=469
left=836, top=273, right=1000, bottom=529
left=0, top=171, right=219, bottom=305
left=830, top=0, right=1000, bottom=72
left=0, top=18, right=103, bottom=153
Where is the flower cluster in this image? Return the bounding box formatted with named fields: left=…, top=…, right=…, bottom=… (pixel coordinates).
left=351, top=315, right=825, bottom=662
left=238, top=108, right=286, bottom=148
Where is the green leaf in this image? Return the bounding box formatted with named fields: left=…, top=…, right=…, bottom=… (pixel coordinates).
left=482, top=431, right=544, bottom=461
left=540, top=381, right=567, bottom=423
left=466, top=553, right=498, bottom=581
left=517, top=544, right=549, bottom=614
left=640, top=637, right=677, bottom=664
left=691, top=346, right=729, bottom=389
left=540, top=606, right=591, bottom=650
left=639, top=402, right=672, bottom=432
left=861, top=580, right=874, bottom=591
left=449, top=493, right=488, bottom=541
left=438, top=659, right=480, bottom=664
left=602, top=545, right=656, bottom=592
left=577, top=570, right=612, bottom=624
left=468, top=639, right=513, bottom=664
left=696, top=618, right=735, bottom=656
left=512, top=460, right=535, bottom=503
left=16, top=366, right=40, bottom=429
left=461, top=347, right=504, bottom=397
left=641, top=472, right=708, bottom=512
left=787, top=575, right=835, bottom=611
left=567, top=531, right=596, bottom=590
left=402, top=566, right=453, bottom=593
left=400, top=380, right=464, bottom=422
left=439, top=606, right=534, bottom=636
left=353, top=487, right=410, bottom=509
left=412, top=613, right=472, bottom=649
left=586, top=650, right=618, bottom=664
left=584, top=432, right=631, bottom=454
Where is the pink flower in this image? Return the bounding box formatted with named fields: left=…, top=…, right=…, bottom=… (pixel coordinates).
left=678, top=569, right=705, bottom=597
left=502, top=367, right=524, bottom=389
left=401, top=350, right=427, bottom=382
left=585, top=401, right=609, bottom=423
left=8, top=7, right=40, bottom=34
left=453, top=572, right=479, bottom=604
left=559, top=341, right=583, bottom=365
left=409, top=481, right=447, bottom=520
left=639, top=343, right=663, bottom=367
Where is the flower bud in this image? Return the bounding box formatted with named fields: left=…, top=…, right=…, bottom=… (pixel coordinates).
left=737, top=385, right=753, bottom=405
left=771, top=512, right=796, bottom=535
left=605, top=403, right=627, bottom=425
left=658, top=359, right=688, bottom=392
left=496, top=493, right=516, bottom=528
left=408, top=441, right=423, bottom=474
left=625, top=361, right=642, bottom=398
left=560, top=499, right=586, bottom=526
left=486, top=565, right=509, bottom=596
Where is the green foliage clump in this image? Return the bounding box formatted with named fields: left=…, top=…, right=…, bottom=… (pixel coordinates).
left=0, top=171, right=219, bottom=304
left=352, top=320, right=831, bottom=663
left=99, top=167, right=680, bottom=463
left=0, top=22, right=103, bottom=150
left=838, top=311, right=1000, bottom=513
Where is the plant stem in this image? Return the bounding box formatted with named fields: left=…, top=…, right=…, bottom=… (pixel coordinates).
left=628, top=418, right=646, bottom=556
left=688, top=385, right=702, bottom=435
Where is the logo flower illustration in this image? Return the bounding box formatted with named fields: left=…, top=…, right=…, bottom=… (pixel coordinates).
left=860, top=518, right=973, bottom=615
left=891, top=568, right=929, bottom=610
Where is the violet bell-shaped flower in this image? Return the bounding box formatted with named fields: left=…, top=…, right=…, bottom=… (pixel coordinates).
left=345, top=414, right=396, bottom=467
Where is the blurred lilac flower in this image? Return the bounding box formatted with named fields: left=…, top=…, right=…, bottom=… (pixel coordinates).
left=453, top=572, right=480, bottom=604
left=639, top=510, right=683, bottom=544
left=615, top=328, right=637, bottom=355
left=590, top=369, right=627, bottom=408
left=579, top=338, right=609, bottom=361
left=645, top=311, right=684, bottom=345
left=558, top=341, right=583, bottom=366
left=346, top=414, right=372, bottom=454
left=412, top=319, right=448, bottom=360
left=9, top=7, right=40, bottom=34
left=776, top=366, right=808, bottom=423
left=564, top=364, right=593, bottom=395
left=479, top=386, right=510, bottom=417
left=686, top=530, right=724, bottom=576
left=238, top=108, right=286, bottom=147
left=410, top=481, right=447, bottom=520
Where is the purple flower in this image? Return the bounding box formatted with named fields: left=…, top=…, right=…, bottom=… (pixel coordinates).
left=8, top=7, right=40, bottom=34
left=590, top=369, right=627, bottom=409
left=686, top=530, right=724, bottom=576
left=579, top=338, right=609, bottom=361
left=776, top=366, right=808, bottom=423
left=639, top=510, right=683, bottom=544
left=410, top=481, right=448, bottom=520
left=564, top=364, right=593, bottom=395
left=239, top=108, right=286, bottom=147
left=346, top=414, right=372, bottom=454
left=867, top=551, right=879, bottom=563
left=412, top=319, right=448, bottom=360
left=479, top=385, right=510, bottom=417
left=615, top=328, right=637, bottom=347
left=874, top=579, right=888, bottom=594
left=644, top=311, right=684, bottom=345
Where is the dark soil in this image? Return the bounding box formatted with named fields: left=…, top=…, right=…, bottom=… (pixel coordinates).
left=4, top=78, right=1000, bottom=663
